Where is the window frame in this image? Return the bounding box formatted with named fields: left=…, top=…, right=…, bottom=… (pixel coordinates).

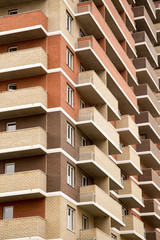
left=67, top=206, right=75, bottom=231
left=7, top=83, right=17, bottom=91
left=5, top=163, right=15, bottom=174
left=66, top=10, right=73, bottom=34
left=82, top=175, right=88, bottom=186
left=8, top=46, right=18, bottom=52
left=67, top=123, right=74, bottom=147
left=80, top=99, right=86, bottom=109
left=82, top=215, right=89, bottom=230
left=81, top=137, right=87, bottom=146
left=8, top=9, right=18, bottom=15
left=3, top=206, right=13, bottom=220
left=67, top=84, right=74, bottom=107
left=67, top=163, right=74, bottom=187
left=6, top=122, right=16, bottom=132
left=66, top=47, right=73, bottom=70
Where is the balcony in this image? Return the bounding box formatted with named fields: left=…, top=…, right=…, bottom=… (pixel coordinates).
left=77, top=145, right=122, bottom=190
left=134, top=84, right=160, bottom=117
left=140, top=199, right=160, bottom=228
left=75, top=1, right=137, bottom=86
left=145, top=231, right=160, bottom=240
left=138, top=169, right=160, bottom=198
left=133, top=31, right=158, bottom=68
left=79, top=228, right=112, bottom=240
left=0, top=216, right=46, bottom=239
left=117, top=146, right=142, bottom=176
left=117, top=180, right=144, bottom=208
left=76, top=70, right=119, bottom=120
left=133, top=6, right=157, bottom=44
left=0, top=47, right=47, bottom=81
left=135, top=0, right=156, bottom=20
left=75, top=36, right=138, bottom=115
left=155, top=46, right=160, bottom=66
left=137, top=139, right=160, bottom=169
left=0, top=127, right=47, bottom=160
left=0, top=170, right=46, bottom=202
left=116, top=115, right=140, bottom=145
left=155, top=23, right=160, bottom=43
left=77, top=185, right=123, bottom=227
left=133, top=57, right=159, bottom=92
left=76, top=107, right=121, bottom=154
left=0, top=10, right=47, bottom=45
left=135, top=111, right=160, bottom=143
left=0, top=86, right=47, bottom=120
left=120, top=215, right=145, bottom=240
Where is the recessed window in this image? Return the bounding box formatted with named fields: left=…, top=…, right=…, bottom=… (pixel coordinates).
left=82, top=215, right=88, bottom=229
left=7, top=83, right=17, bottom=91
left=80, top=99, right=86, bottom=109
left=8, top=9, right=18, bottom=15
left=8, top=46, right=18, bottom=52
left=6, top=122, right=16, bottom=132
left=80, top=64, right=86, bottom=72
left=79, top=29, right=85, bottom=38
left=66, top=11, right=73, bottom=34
left=5, top=163, right=15, bottom=174
left=66, top=47, right=73, bottom=70
left=111, top=233, right=117, bottom=239
left=67, top=84, right=74, bottom=107
left=67, top=163, right=74, bottom=187
left=67, top=123, right=74, bottom=147
left=67, top=206, right=74, bottom=231
left=82, top=175, right=88, bottom=186
left=3, top=206, right=13, bottom=220
left=122, top=207, right=128, bottom=223
left=81, top=137, right=87, bottom=146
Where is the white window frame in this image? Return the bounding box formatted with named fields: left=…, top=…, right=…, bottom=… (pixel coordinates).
left=8, top=46, right=18, bottom=52
left=81, top=137, right=87, bottom=146
left=66, top=47, right=73, bottom=70
left=3, top=206, right=13, bottom=220
left=79, top=29, right=85, bottom=38
left=67, top=163, right=74, bottom=187
left=8, top=9, right=18, bottom=15
left=67, top=206, right=74, bottom=231
left=82, top=175, right=88, bottom=186
left=7, top=83, right=17, bottom=91
left=66, top=11, right=73, bottom=34
left=82, top=215, right=88, bottom=229
left=80, top=99, right=86, bottom=109
left=80, top=64, right=86, bottom=72
left=5, top=163, right=15, bottom=174
left=67, top=123, right=74, bottom=147
left=6, top=122, right=16, bottom=132
left=67, top=84, right=74, bottom=107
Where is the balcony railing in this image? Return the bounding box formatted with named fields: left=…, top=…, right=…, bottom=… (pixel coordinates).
left=0, top=86, right=47, bottom=119
left=0, top=216, right=46, bottom=239
left=79, top=228, right=112, bottom=240
left=0, top=47, right=47, bottom=81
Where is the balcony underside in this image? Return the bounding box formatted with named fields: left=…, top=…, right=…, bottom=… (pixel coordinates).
left=118, top=196, right=143, bottom=208
left=120, top=232, right=144, bottom=240
left=117, top=162, right=141, bottom=176
left=138, top=152, right=160, bottom=169
left=117, top=130, right=140, bottom=145
left=141, top=215, right=160, bottom=228
left=138, top=182, right=160, bottom=198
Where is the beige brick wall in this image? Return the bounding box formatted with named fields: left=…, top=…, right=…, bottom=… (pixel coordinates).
left=0, top=86, right=47, bottom=109
left=0, top=170, right=46, bottom=193
left=0, top=47, right=47, bottom=70
left=0, top=216, right=46, bottom=239
left=0, top=127, right=47, bottom=149
left=80, top=228, right=111, bottom=240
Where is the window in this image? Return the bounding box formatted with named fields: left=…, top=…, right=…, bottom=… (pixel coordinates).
left=3, top=206, right=13, bottom=220
left=81, top=137, right=87, bottom=146
left=111, top=233, right=117, bottom=239
left=80, top=99, right=86, bottom=109
left=6, top=122, right=16, bottom=132
left=80, top=64, right=86, bottom=72
left=82, top=215, right=88, bottom=229
left=122, top=207, right=128, bottom=222
left=8, top=46, right=18, bottom=52
left=67, top=206, right=74, bottom=231
left=7, top=83, right=17, bottom=91
left=5, top=163, right=15, bottom=174
left=66, top=47, right=73, bottom=70
left=79, top=29, right=85, bottom=38
left=82, top=175, right=88, bottom=186
left=67, top=164, right=74, bottom=187
left=67, top=84, right=74, bottom=107
left=66, top=11, right=73, bottom=34
left=67, top=123, right=74, bottom=146
left=8, top=9, right=18, bottom=15
left=120, top=141, right=125, bottom=148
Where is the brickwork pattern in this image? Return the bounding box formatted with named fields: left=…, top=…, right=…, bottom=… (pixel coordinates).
left=79, top=228, right=112, bottom=240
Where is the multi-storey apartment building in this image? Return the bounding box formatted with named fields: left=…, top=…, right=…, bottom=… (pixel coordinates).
left=0, top=0, right=159, bottom=239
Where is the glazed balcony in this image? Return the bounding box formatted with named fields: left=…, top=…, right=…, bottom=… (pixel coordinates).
left=133, top=58, right=159, bottom=92
left=140, top=200, right=160, bottom=228
left=79, top=228, right=112, bottom=240
left=117, top=180, right=144, bottom=208
left=133, top=31, right=158, bottom=68
left=117, top=146, right=142, bottom=176
left=116, top=115, right=140, bottom=145
left=145, top=231, right=160, bottom=240
left=134, top=84, right=160, bottom=117
left=76, top=107, right=121, bottom=154
left=120, top=215, right=145, bottom=240
left=133, top=6, right=157, bottom=44
left=135, top=0, right=156, bottom=20
left=137, top=139, right=160, bottom=169
left=0, top=170, right=46, bottom=202
left=76, top=70, right=119, bottom=120
left=0, top=47, right=47, bottom=81
left=138, top=169, right=160, bottom=198
left=77, top=185, right=123, bottom=227
left=0, top=127, right=47, bottom=160
left=77, top=145, right=122, bottom=190
left=135, top=111, right=160, bottom=143
left=75, top=1, right=137, bottom=85
left=0, top=86, right=47, bottom=120
left=75, top=36, right=138, bottom=115
left=0, top=216, right=46, bottom=239
left=0, top=10, right=47, bottom=45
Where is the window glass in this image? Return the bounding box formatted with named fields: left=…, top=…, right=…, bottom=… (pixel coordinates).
left=66, top=11, right=73, bottom=34
left=67, top=123, right=74, bottom=146
left=67, top=206, right=74, bottom=231
left=67, top=84, right=74, bottom=107
left=82, top=175, right=88, bottom=186
left=3, top=206, right=13, bottom=220
left=66, top=47, right=73, bottom=70
left=67, top=164, right=74, bottom=187
left=81, top=137, right=87, bottom=146
left=5, top=163, right=15, bottom=174
left=80, top=99, right=86, bottom=109
left=82, top=215, right=88, bottom=229
left=6, top=122, right=16, bottom=132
